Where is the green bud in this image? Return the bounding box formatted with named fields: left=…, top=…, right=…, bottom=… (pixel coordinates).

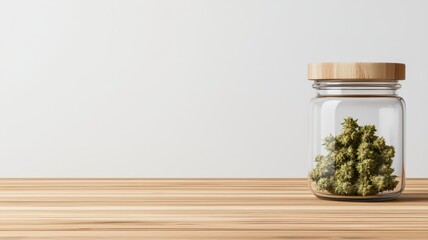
left=310, top=117, right=399, bottom=196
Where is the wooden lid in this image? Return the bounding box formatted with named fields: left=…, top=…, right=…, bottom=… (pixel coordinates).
left=307, top=62, right=405, bottom=81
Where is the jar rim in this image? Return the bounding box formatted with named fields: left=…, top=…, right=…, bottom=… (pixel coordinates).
left=313, top=80, right=402, bottom=90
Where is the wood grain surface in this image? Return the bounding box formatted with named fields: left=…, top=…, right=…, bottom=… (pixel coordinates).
left=307, top=62, right=406, bottom=80
left=0, top=178, right=427, bottom=239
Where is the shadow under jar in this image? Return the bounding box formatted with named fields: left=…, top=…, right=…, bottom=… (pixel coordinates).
left=307, top=62, right=406, bottom=201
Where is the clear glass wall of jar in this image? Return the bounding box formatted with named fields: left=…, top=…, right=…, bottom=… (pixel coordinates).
left=307, top=62, right=405, bottom=201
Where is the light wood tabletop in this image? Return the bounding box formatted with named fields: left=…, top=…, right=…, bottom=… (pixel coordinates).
left=0, top=178, right=427, bottom=239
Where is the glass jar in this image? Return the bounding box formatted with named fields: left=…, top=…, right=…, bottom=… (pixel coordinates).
left=307, top=62, right=406, bottom=201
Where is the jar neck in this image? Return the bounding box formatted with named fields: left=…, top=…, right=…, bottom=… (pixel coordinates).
left=313, top=81, right=401, bottom=97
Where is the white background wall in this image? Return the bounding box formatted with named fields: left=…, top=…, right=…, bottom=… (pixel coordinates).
left=0, top=0, right=427, bottom=177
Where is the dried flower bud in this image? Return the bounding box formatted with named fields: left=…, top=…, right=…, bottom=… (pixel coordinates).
left=310, top=117, right=399, bottom=196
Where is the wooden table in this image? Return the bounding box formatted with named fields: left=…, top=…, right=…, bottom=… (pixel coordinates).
left=0, top=178, right=427, bottom=239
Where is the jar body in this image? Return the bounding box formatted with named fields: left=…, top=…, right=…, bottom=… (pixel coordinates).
left=308, top=81, right=405, bottom=201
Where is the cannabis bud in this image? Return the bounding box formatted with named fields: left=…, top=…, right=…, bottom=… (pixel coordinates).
left=310, top=117, right=398, bottom=196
